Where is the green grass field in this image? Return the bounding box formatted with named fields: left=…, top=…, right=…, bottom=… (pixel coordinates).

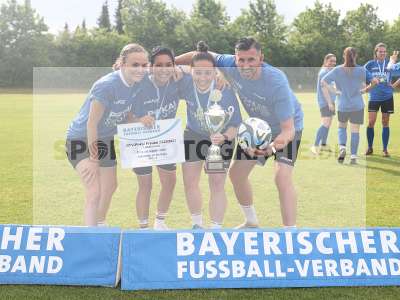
left=1, top=91, right=400, bottom=299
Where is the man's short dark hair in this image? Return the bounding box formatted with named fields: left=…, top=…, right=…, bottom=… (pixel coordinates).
left=235, top=37, right=262, bottom=52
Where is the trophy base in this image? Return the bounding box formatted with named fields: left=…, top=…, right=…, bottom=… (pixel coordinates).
left=204, top=159, right=227, bottom=174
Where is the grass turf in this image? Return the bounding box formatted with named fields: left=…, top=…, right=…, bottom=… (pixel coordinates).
left=0, top=92, right=399, bottom=299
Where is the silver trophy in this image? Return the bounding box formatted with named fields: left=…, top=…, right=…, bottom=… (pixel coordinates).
left=204, top=89, right=234, bottom=173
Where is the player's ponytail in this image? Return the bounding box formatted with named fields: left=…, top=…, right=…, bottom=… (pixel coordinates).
left=191, top=41, right=216, bottom=67
left=113, top=43, right=148, bottom=71
left=343, top=47, right=357, bottom=71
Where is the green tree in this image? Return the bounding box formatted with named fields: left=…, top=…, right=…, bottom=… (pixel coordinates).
left=98, top=1, right=111, bottom=31
left=115, top=0, right=124, bottom=34
left=122, top=0, right=186, bottom=50
left=0, top=0, right=52, bottom=87
left=175, top=0, right=235, bottom=54
left=288, top=1, right=345, bottom=67
left=385, top=16, right=400, bottom=53
left=231, top=0, right=288, bottom=66
left=342, top=4, right=386, bottom=63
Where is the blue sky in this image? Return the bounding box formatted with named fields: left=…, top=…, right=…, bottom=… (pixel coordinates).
left=3, top=0, right=398, bottom=33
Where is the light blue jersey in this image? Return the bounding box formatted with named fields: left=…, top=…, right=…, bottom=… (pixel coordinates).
left=317, top=68, right=336, bottom=108
left=322, top=65, right=372, bottom=112
left=131, top=74, right=184, bottom=120
left=67, top=71, right=141, bottom=139
left=215, top=54, right=303, bottom=137
left=179, top=74, right=242, bottom=137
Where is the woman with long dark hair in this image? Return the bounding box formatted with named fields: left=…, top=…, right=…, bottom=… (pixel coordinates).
left=322, top=47, right=378, bottom=164
left=131, top=46, right=184, bottom=230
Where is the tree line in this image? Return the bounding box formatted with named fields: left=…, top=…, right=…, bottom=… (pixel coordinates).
left=1, top=0, right=399, bottom=87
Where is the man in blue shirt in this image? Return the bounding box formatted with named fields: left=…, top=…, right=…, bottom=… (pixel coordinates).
left=176, top=37, right=303, bottom=228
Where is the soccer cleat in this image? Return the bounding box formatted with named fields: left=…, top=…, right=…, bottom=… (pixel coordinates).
left=350, top=154, right=358, bottom=165
left=320, top=144, right=332, bottom=152
left=338, top=147, right=346, bottom=164
left=234, top=222, right=259, bottom=229
left=153, top=221, right=170, bottom=231
left=138, top=226, right=150, bottom=230
left=383, top=150, right=390, bottom=157
left=310, top=145, right=320, bottom=155
left=365, top=148, right=373, bottom=155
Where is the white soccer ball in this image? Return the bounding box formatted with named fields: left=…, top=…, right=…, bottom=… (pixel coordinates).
left=237, top=117, right=272, bottom=151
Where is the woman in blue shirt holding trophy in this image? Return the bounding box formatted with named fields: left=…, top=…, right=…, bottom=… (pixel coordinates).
left=180, top=42, right=242, bottom=229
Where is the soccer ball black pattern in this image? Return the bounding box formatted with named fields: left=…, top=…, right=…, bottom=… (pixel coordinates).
left=237, top=118, right=272, bottom=151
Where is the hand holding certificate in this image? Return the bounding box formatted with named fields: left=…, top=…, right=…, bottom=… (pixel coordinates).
left=117, top=119, right=185, bottom=169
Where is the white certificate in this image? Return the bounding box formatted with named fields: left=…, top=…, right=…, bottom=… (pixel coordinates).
left=117, top=119, right=185, bottom=169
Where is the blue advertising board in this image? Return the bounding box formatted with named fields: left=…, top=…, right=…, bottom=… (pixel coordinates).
left=121, top=228, right=400, bottom=290
left=0, top=225, right=121, bottom=287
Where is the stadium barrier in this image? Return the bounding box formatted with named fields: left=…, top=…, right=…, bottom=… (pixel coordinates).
left=0, top=225, right=121, bottom=287
left=1, top=225, right=399, bottom=289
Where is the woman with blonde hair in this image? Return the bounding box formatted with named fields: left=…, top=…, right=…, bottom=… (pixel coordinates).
left=65, top=43, right=148, bottom=226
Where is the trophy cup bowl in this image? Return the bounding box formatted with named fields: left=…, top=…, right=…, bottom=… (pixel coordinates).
left=204, top=102, right=234, bottom=173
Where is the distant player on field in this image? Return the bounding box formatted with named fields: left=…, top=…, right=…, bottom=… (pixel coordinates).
left=364, top=43, right=396, bottom=157
left=321, top=47, right=378, bottom=165
left=311, top=53, right=337, bottom=155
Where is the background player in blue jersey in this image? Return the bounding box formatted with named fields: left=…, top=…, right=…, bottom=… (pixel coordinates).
left=364, top=43, right=396, bottom=157
left=176, top=37, right=304, bottom=228
left=65, top=43, right=148, bottom=226
left=180, top=42, right=242, bottom=229
left=130, top=47, right=184, bottom=230
left=388, top=50, right=400, bottom=71
left=311, top=53, right=337, bottom=155
left=387, top=50, right=400, bottom=89
left=322, top=47, right=378, bottom=165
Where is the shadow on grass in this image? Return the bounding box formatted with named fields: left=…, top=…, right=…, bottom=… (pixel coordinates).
left=366, top=165, right=400, bottom=177
left=366, top=155, right=400, bottom=167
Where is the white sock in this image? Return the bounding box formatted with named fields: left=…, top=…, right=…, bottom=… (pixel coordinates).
left=210, top=221, right=222, bottom=229
left=284, top=225, right=297, bottom=229
left=154, top=217, right=166, bottom=228
left=191, top=213, right=203, bottom=226
left=240, top=205, right=258, bottom=224
left=139, top=219, right=149, bottom=228
left=156, top=211, right=167, bottom=220
left=97, top=220, right=107, bottom=227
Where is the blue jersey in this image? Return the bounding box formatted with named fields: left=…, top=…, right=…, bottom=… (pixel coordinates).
left=131, top=74, right=182, bottom=120
left=317, top=68, right=336, bottom=108
left=388, top=62, right=400, bottom=71
left=215, top=54, right=303, bottom=137
left=67, top=71, right=142, bottom=139
left=322, top=65, right=372, bottom=112
left=364, top=59, right=393, bottom=101
left=179, top=75, right=242, bottom=137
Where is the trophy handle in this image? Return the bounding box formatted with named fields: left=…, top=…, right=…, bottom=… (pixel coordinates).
left=223, top=106, right=234, bottom=129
